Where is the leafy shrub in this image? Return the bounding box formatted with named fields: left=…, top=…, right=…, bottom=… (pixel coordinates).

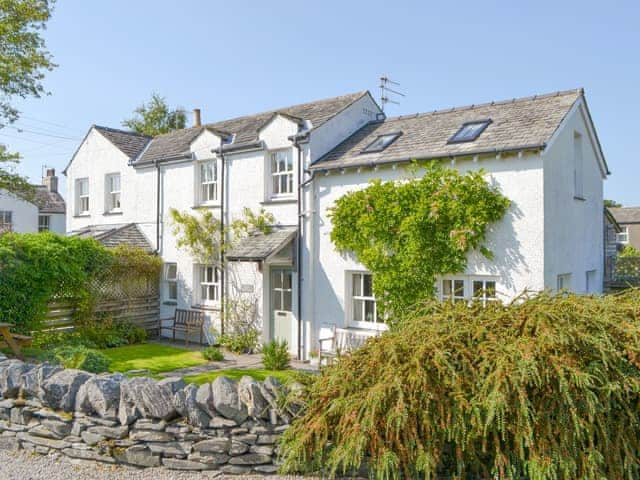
left=53, top=345, right=111, bottom=374
left=33, top=330, right=92, bottom=350
left=33, top=319, right=148, bottom=351
left=619, top=244, right=640, bottom=258
left=0, top=233, right=112, bottom=333
left=202, top=346, right=224, bottom=361
left=262, top=339, right=290, bottom=370
left=219, top=328, right=260, bottom=354
left=279, top=291, right=640, bottom=480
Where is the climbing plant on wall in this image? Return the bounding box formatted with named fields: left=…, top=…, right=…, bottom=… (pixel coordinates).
left=329, top=161, right=511, bottom=318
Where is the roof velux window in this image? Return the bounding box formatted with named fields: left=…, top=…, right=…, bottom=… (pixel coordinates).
left=361, top=132, right=401, bottom=153
left=448, top=119, right=492, bottom=144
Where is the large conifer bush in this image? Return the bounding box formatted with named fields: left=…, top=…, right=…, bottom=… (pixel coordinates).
left=279, top=291, right=640, bottom=479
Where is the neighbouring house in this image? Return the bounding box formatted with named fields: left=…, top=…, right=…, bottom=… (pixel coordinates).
left=0, top=168, right=66, bottom=235
left=64, top=88, right=608, bottom=358
left=608, top=207, right=640, bottom=251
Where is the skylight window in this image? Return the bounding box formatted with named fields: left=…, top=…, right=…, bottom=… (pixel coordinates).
left=361, top=132, right=401, bottom=153
left=448, top=119, right=492, bottom=144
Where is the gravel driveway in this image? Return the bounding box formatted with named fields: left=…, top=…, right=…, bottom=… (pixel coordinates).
left=0, top=448, right=307, bottom=480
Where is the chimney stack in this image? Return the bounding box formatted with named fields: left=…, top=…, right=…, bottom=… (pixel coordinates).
left=43, top=168, right=58, bottom=193
left=193, top=108, right=202, bottom=128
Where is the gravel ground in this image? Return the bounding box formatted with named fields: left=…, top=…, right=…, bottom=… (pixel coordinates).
left=0, top=448, right=309, bottom=480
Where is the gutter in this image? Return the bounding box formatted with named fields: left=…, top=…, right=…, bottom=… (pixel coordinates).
left=309, top=144, right=547, bottom=172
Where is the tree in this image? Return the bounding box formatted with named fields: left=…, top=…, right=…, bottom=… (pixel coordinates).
left=605, top=199, right=622, bottom=208
left=122, top=93, right=186, bottom=136
left=0, top=0, right=56, bottom=195
left=329, top=162, right=510, bottom=318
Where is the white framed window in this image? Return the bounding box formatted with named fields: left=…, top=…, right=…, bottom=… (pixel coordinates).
left=198, top=160, right=218, bottom=204
left=197, top=265, right=220, bottom=305
left=0, top=211, right=12, bottom=231
left=269, top=149, right=294, bottom=197
left=573, top=132, right=584, bottom=199
left=76, top=178, right=89, bottom=215
left=472, top=278, right=498, bottom=306
left=38, top=215, right=50, bottom=232
left=164, top=263, right=177, bottom=302
left=441, top=278, right=466, bottom=303
left=106, top=173, right=121, bottom=212
left=271, top=268, right=293, bottom=312
left=348, top=272, right=382, bottom=328
left=616, top=226, right=629, bottom=245
left=557, top=273, right=572, bottom=291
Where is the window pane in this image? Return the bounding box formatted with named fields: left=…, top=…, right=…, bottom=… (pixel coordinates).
left=168, top=283, right=177, bottom=300
left=473, top=281, right=483, bottom=297
left=362, top=274, right=373, bottom=297
left=273, top=176, right=280, bottom=194
left=280, top=175, right=287, bottom=194
left=272, top=290, right=282, bottom=310
left=166, top=264, right=177, bottom=280
left=283, top=271, right=292, bottom=290
left=283, top=290, right=292, bottom=311
left=442, top=279, right=452, bottom=296
left=454, top=280, right=465, bottom=296
left=364, top=300, right=375, bottom=323
left=353, top=299, right=364, bottom=322
left=485, top=281, right=496, bottom=298
left=353, top=274, right=362, bottom=296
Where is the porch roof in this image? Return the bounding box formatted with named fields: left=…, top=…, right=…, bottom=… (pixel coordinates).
left=70, top=223, right=153, bottom=252
left=226, top=226, right=297, bottom=262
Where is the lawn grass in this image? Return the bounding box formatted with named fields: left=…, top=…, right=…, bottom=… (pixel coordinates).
left=101, top=343, right=208, bottom=375
left=183, top=368, right=301, bottom=385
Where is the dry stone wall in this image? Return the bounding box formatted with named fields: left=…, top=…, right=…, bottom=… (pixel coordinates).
left=0, top=352, right=297, bottom=475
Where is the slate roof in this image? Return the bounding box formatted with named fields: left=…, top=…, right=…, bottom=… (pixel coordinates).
left=94, top=126, right=152, bottom=160
left=71, top=223, right=153, bottom=251
left=609, top=207, right=640, bottom=225
left=133, top=91, right=370, bottom=166
left=226, top=226, right=297, bottom=261
left=312, top=89, right=585, bottom=171
left=32, top=185, right=66, bottom=214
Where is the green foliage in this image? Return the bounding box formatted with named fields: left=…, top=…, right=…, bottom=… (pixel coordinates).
left=219, top=328, right=260, bottom=354
left=261, top=339, right=290, bottom=370
left=122, top=93, right=186, bottom=136
left=53, top=345, right=111, bottom=374
left=619, top=244, right=640, bottom=258
left=0, top=233, right=112, bottom=332
left=279, top=291, right=640, bottom=480
left=230, top=207, right=276, bottom=237
left=170, top=208, right=222, bottom=265
left=605, top=199, right=622, bottom=208
left=329, top=162, right=510, bottom=317
left=202, top=345, right=224, bottom=361
left=0, top=0, right=56, bottom=194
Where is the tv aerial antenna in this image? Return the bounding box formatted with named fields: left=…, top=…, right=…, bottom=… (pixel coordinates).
left=379, top=75, right=405, bottom=112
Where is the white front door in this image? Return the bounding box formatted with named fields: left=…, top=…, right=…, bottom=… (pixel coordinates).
left=271, top=267, right=294, bottom=347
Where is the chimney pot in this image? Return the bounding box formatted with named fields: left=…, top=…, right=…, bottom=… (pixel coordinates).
left=193, top=108, right=201, bottom=128
left=43, top=168, right=58, bottom=193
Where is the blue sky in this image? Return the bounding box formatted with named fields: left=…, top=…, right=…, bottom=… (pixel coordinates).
left=5, top=0, right=640, bottom=204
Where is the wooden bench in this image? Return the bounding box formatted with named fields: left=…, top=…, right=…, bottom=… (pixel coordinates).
left=163, top=309, right=205, bottom=346
left=0, top=322, right=32, bottom=357
left=318, top=327, right=380, bottom=366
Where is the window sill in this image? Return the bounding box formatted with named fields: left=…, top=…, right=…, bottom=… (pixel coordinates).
left=73, top=214, right=90, bottom=218
left=191, top=304, right=220, bottom=312
left=261, top=198, right=297, bottom=205
left=103, top=210, right=123, bottom=216
left=191, top=204, right=221, bottom=210
left=163, top=300, right=178, bottom=306
left=573, top=195, right=586, bottom=202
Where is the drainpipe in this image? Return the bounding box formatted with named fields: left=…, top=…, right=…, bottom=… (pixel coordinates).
left=155, top=159, right=161, bottom=254
left=219, top=146, right=226, bottom=337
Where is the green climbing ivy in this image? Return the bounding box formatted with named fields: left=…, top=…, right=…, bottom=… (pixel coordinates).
left=329, top=162, right=510, bottom=318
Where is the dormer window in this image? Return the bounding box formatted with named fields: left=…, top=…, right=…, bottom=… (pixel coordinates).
left=448, top=119, right=492, bottom=144
left=361, top=132, right=401, bottom=153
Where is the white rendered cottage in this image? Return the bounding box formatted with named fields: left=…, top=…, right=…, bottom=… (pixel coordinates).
left=0, top=168, right=66, bottom=235
left=64, top=88, right=607, bottom=359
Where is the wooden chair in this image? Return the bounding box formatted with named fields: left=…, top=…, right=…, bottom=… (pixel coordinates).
left=318, top=327, right=378, bottom=366
left=164, top=309, right=205, bottom=346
